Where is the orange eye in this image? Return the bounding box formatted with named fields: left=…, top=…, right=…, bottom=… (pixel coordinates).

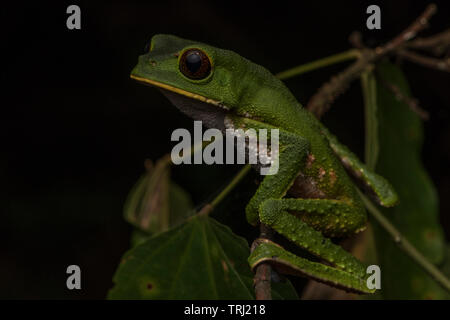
left=179, top=49, right=211, bottom=80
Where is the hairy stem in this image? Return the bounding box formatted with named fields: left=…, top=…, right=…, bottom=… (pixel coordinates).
left=398, top=49, right=450, bottom=72
left=306, top=4, right=438, bottom=118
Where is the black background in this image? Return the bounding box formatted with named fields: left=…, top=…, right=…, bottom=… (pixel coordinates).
left=2, top=0, right=450, bottom=299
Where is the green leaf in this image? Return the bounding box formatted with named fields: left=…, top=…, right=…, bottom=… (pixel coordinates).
left=124, top=156, right=194, bottom=240
left=129, top=181, right=195, bottom=248
left=368, top=61, right=448, bottom=299
left=124, top=157, right=172, bottom=234
left=108, top=215, right=298, bottom=299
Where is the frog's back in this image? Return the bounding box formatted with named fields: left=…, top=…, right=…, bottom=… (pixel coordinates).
left=235, top=60, right=360, bottom=203
left=285, top=108, right=362, bottom=205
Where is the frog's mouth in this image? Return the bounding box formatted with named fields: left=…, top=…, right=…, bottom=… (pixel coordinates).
left=130, top=75, right=229, bottom=111
left=131, top=74, right=230, bottom=130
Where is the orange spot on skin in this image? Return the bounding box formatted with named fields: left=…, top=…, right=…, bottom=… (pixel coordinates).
left=318, top=167, right=326, bottom=180
left=329, top=169, right=337, bottom=185
left=306, top=153, right=316, bottom=169
left=221, top=260, right=229, bottom=274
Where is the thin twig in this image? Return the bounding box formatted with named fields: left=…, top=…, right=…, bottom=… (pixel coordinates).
left=406, top=29, right=450, bottom=55
left=306, top=4, right=438, bottom=118
left=197, top=164, right=252, bottom=216
left=377, top=74, right=430, bottom=120
left=253, top=224, right=274, bottom=300
left=276, top=49, right=360, bottom=80
left=210, top=165, right=252, bottom=209
left=398, top=49, right=450, bottom=72
left=306, top=51, right=375, bottom=118
left=375, top=4, right=437, bottom=55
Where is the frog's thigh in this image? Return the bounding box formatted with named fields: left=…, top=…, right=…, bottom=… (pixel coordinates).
left=275, top=198, right=367, bottom=237
left=245, top=131, right=309, bottom=225
left=259, top=198, right=367, bottom=277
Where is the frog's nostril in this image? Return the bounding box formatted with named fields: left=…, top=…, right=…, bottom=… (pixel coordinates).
left=149, top=60, right=157, bottom=67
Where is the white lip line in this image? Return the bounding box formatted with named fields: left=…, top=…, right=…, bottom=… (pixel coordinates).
left=130, top=74, right=230, bottom=111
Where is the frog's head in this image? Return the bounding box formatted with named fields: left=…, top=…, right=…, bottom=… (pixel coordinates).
left=131, top=34, right=276, bottom=129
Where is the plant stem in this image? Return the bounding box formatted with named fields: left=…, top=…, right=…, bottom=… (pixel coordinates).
left=358, top=190, right=450, bottom=294
left=254, top=262, right=272, bottom=299
left=275, top=49, right=360, bottom=80
left=254, top=224, right=273, bottom=300
left=198, top=164, right=252, bottom=215
left=306, top=4, right=438, bottom=118
left=210, top=164, right=252, bottom=208
left=360, top=67, right=379, bottom=170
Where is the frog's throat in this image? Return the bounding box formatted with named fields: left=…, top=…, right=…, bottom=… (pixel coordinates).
left=130, top=75, right=229, bottom=111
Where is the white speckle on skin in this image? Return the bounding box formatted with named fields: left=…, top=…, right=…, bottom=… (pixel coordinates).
left=224, top=116, right=235, bottom=130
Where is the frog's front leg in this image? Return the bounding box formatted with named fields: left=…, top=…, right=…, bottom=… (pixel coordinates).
left=244, top=126, right=310, bottom=226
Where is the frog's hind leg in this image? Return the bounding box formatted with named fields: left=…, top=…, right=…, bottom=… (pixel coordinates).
left=248, top=238, right=374, bottom=294
left=279, top=198, right=368, bottom=238
left=258, top=198, right=368, bottom=278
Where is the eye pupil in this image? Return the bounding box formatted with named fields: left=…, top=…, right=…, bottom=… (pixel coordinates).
left=179, top=49, right=212, bottom=80
left=185, top=52, right=202, bottom=73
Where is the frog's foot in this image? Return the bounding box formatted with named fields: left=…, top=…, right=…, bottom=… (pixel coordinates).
left=248, top=239, right=375, bottom=294
left=259, top=198, right=368, bottom=280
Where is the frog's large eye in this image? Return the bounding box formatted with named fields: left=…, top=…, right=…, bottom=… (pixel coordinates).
left=179, top=49, right=212, bottom=80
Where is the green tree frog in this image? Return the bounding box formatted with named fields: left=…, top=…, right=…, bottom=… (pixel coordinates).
left=130, top=34, right=398, bottom=294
